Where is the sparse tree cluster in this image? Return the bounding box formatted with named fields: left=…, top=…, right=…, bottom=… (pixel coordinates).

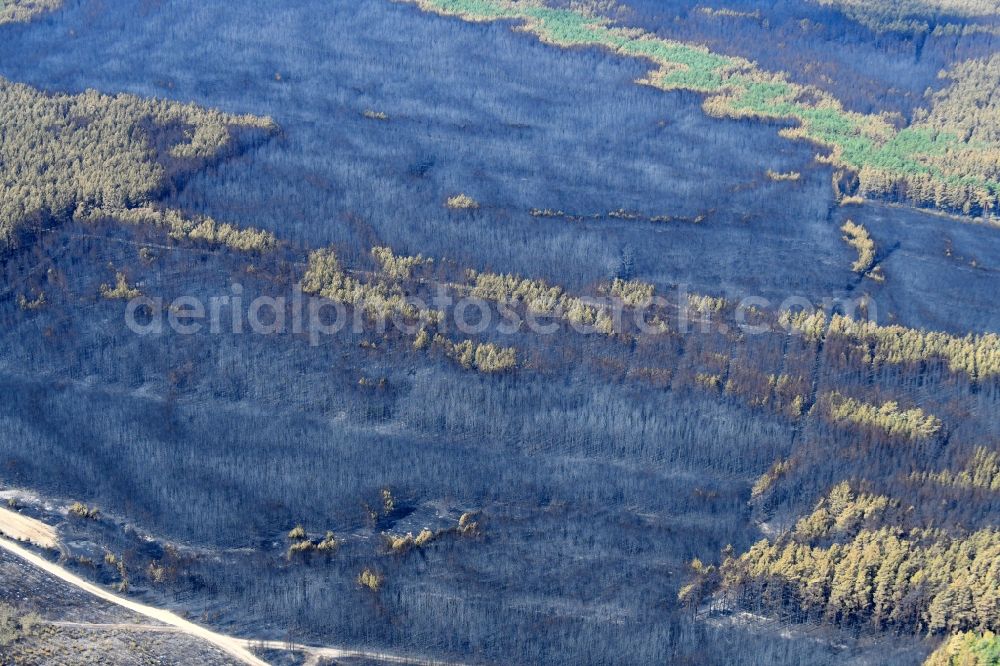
left=607, top=278, right=654, bottom=308
left=103, top=551, right=130, bottom=592
left=829, top=314, right=1000, bottom=379
left=358, top=568, right=382, bottom=591
left=99, top=272, right=141, bottom=301
left=791, top=482, right=895, bottom=540
left=432, top=334, right=517, bottom=373
left=780, top=308, right=828, bottom=341
left=371, top=246, right=432, bottom=280
left=687, top=293, right=728, bottom=314
left=751, top=459, right=793, bottom=498
left=766, top=169, right=801, bottom=182
left=722, top=365, right=807, bottom=416
left=17, top=291, right=45, bottom=311
left=823, top=391, right=942, bottom=440
left=0, top=604, right=40, bottom=647
left=303, top=248, right=517, bottom=373
left=386, top=512, right=480, bottom=554
left=67, top=502, right=100, bottom=520
left=286, top=525, right=338, bottom=559
left=446, top=193, right=479, bottom=210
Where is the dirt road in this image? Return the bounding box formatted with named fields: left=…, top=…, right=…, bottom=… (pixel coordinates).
left=0, top=536, right=268, bottom=666
left=0, top=533, right=466, bottom=666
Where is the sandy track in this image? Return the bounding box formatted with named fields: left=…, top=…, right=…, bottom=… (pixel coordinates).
left=241, top=638, right=464, bottom=665
left=0, top=536, right=268, bottom=666
left=50, top=621, right=184, bottom=633
left=0, top=533, right=468, bottom=666
left=0, top=505, right=58, bottom=549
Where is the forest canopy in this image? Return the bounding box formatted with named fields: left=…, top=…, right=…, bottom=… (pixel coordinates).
left=0, top=0, right=61, bottom=25
left=2, top=1, right=1000, bottom=663
left=0, top=76, right=275, bottom=247
left=814, top=0, right=1000, bottom=34
left=710, top=483, right=1000, bottom=635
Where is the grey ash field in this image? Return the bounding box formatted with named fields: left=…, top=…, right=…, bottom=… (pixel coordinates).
left=0, top=0, right=1000, bottom=664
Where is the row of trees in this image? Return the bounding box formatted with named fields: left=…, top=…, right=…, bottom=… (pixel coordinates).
left=303, top=248, right=517, bottom=373
left=830, top=313, right=1000, bottom=379
left=81, top=206, right=276, bottom=253
left=840, top=220, right=876, bottom=274
left=467, top=269, right=615, bottom=335
left=303, top=238, right=984, bottom=446
left=782, top=309, right=1000, bottom=380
